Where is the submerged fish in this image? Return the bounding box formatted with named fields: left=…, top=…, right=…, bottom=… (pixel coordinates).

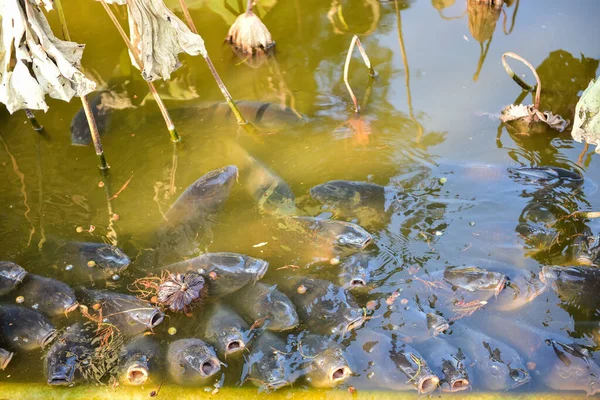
left=167, top=338, right=222, bottom=385
left=447, top=324, right=530, bottom=391
left=55, top=242, right=130, bottom=283
left=165, top=252, right=268, bottom=297
left=292, top=334, right=352, bottom=388
left=202, top=304, right=250, bottom=358
left=0, top=348, right=13, bottom=370
left=156, top=166, right=238, bottom=262
left=570, top=227, right=600, bottom=266
left=70, top=91, right=111, bottom=146
left=282, top=277, right=365, bottom=336
left=440, top=266, right=507, bottom=295
left=233, top=282, right=299, bottom=332
left=509, top=166, right=583, bottom=185
left=230, top=143, right=296, bottom=216
left=412, top=338, right=471, bottom=392
left=9, top=274, right=78, bottom=317
left=482, top=315, right=600, bottom=395
left=310, top=180, right=386, bottom=225
left=0, top=262, right=26, bottom=295
left=44, top=323, right=95, bottom=386
left=119, top=335, right=161, bottom=386
left=492, top=271, right=547, bottom=311
left=344, top=328, right=439, bottom=394
left=79, top=289, right=164, bottom=337
left=378, top=298, right=449, bottom=343
left=540, top=266, right=600, bottom=313
left=338, top=252, right=375, bottom=291
left=0, top=305, right=57, bottom=351
left=246, top=332, right=297, bottom=392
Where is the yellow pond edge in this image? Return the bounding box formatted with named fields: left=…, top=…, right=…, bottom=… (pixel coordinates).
left=0, top=384, right=589, bottom=400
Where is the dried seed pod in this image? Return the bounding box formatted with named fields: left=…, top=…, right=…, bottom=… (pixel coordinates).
left=157, top=273, right=207, bottom=313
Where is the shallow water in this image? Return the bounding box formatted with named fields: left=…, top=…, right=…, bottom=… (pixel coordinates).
left=0, top=0, right=599, bottom=396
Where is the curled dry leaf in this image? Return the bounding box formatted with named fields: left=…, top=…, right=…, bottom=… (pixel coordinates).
left=106, top=0, right=207, bottom=81
left=571, top=78, right=600, bottom=153
left=500, top=104, right=569, bottom=134
left=227, top=10, right=274, bottom=54
left=0, top=0, right=96, bottom=113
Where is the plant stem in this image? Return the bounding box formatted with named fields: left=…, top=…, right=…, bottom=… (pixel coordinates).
left=98, top=0, right=181, bottom=142
left=54, top=0, right=109, bottom=169
left=177, top=0, right=250, bottom=126
left=501, top=52, right=541, bottom=108
left=24, top=109, right=44, bottom=132
left=246, top=0, right=253, bottom=14
left=343, top=36, right=360, bottom=114
left=355, top=38, right=376, bottom=77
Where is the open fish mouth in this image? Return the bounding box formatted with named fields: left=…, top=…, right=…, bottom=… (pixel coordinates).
left=47, top=365, right=75, bottom=386
left=344, top=315, right=366, bottom=333
left=443, top=378, right=470, bottom=392
left=0, top=351, right=13, bottom=370
left=432, top=322, right=450, bottom=336
left=11, top=267, right=27, bottom=284
left=264, top=379, right=291, bottom=391
left=254, top=261, right=269, bottom=281
left=349, top=278, right=367, bottom=289
left=65, top=301, right=79, bottom=314
left=197, top=357, right=221, bottom=377
left=225, top=339, right=246, bottom=355
left=329, top=366, right=352, bottom=383
left=148, top=310, right=165, bottom=328
left=126, top=363, right=149, bottom=385
left=42, top=329, right=58, bottom=348
left=417, top=374, right=440, bottom=394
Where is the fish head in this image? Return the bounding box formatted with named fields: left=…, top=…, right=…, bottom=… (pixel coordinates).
left=426, top=313, right=449, bottom=336
left=546, top=339, right=600, bottom=395
left=266, top=298, right=299, bottom=331
left=306, top=347, right=352, bottom=388
left=339, top=263, right=370, bottom=291
left=217, top=327, right=247, bottom=356
left=47, top=291, right=79, bottom=315
left=572, top=232, right=600, bottom=266
left=244, top=257, right=269, bottom=281
left=189, top=165, right=238, bottom=213
left=123, top=360, right=150, bottom=385
left=47, top=359, right=77, bottom=386
left=0, top=261, right=27, bottom=284
left=444, top=266, right=507, bottom=295
left=310, top=182, right=355, bottom=204
left=182, top=343, right=222, bottom=378
left=253, top=351, right=290, bottom=392
left=334, top=307, right=365, bottom=335
left=80, top=243, right=131, bottom=276
left=439, top=354, right=471, bottom=392
left=335, top=224, right=373, bottom=250
left=129, top=306, right=164, bottom=330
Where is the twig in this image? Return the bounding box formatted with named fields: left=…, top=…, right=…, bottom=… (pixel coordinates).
left=176, top=0, right=251, bottom=127
left=109, top=175, right=133, bottom=200
left=501, top=0, right=519, bottom=35
left=577, top=143, right=589, bottom=167
left=33, top=133, right=46, bottom=249
left=53, top=0, right=109, bottom=169
left=98, top=0, right=181, bottom=142
left=502, top=52, right=541, bottom=108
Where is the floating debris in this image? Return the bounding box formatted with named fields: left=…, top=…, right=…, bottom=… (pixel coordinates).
left=572, top=77, right=600, bottom=153
left=226, top=0, right=274, bottom=55
left=157, top=272, right=206, bottom=313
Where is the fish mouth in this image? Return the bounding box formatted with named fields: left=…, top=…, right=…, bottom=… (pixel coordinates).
left=494, top=276, right=508, bottom=296
left=329, top=366, right=352, bottom=383
left=148, top=310, right=165, bottom=328
left=349, top=278, right=367, bottom=289
left=576, top=256, right=595, bottom=266
left=225, top=339, right=245, bottom=355
left=538, top=266, right=556, bottom=285
left=47, top=365, right=75, bottom=386
left=510, top=368, right=531, bottom=388
left=344, top=315, right=365, bottom=333
left=198, top=357, right=221, bottom=377
left=126, top=363, right=149, bottom=385
left=65, top=301, right=79, bottom=314
left=443, top=378, right=470, bottom=392
left=42, top=329, right=58, bottom=348
left=417, top=374, right=440, bottom=394
left=432, top=322, right=450, bottom=336
left=359, top=236, right=373, bottom=250
left=264, top=380, right=291, bottom=391
left=0, top=351, right=13, bottom=370
left=11, top=267, right=27, bottom=283
left=254, top=260, right=269, bottom=281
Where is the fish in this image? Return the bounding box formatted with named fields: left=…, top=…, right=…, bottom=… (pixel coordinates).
left=377, top=298, right=449, bottom=343
left=278, top=216, right=373, bottom=259
left=156, top=166, right=238, bottom=262
left=509, top=166, right=583, bottom=185
left=338, top=252, right=375, bottom=291
left=119, top=335, right=162, bottom=386
left=492, top=270, right=547, bottom=311
left=70, top=91, right=110, bottom=146
left=232, top=282, right=299, bottom=332
left=229, top=142, right=297, bottom=216
left=0, top=261, right=26, bottom=295
left=44, top=323, right=96, bottom=386
left=482, top=315, right=600, bottom=395
left=282, top=277, right=365, bottom=336
left=201, top=303, right=250, bottom=358
left=343, top=328, right=439, bottom=394
left=165, top=252, right=268, bottom=297
left=245, top=331, right=296, bottom=392
left=0, top=348, right=13, bottom=370
left=310, top=180, right=386, bottom=225
left=0, top=305, right=57, bottom=351
left=539, top=266, right=600, bottom=313
left=447, top=324, right=530, bottom=391
left=291, top=333, right=352, bottom=388
left=570, top=226, right=600, bottom=266
left=412, top=338, right=471, bottom=392
left=440, top=266, right=508, bottom=295
left=8, top=274, right=78, bottom=317
left=78, top=289, right=164, bottom=337
left=55, top=242, right=130, bottom=283
left=167, top=338, right=222, bottom=385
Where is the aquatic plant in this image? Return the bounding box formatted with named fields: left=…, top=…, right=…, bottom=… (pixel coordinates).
left=227, top=0, right=274, bottom=55
left=572, top=77, right=600, bottom=154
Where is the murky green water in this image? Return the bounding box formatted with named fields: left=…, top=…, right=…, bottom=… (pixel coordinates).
left=1, top=0, right=600, bottom=397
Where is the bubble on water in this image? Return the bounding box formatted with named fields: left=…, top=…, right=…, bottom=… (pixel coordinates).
left=330, top=257, right=340, bottom=265
left=87, top=260, right=96, bottom=268
left=168, top=327, right=177, bottom=335
left=367, top=372, right=375, bottom=379
left=435, top=231, right=443, bottom=236
left=439, top=177, right=447, bottom=184
left=32, top=304, right=39, bottom=310
left=65, top=264, right=73, bottom=271
left=112, top=274, right=120, bottom=281
left=469, top=221, right=476, bottom=226
left=15, top=296, right=24, bottom=304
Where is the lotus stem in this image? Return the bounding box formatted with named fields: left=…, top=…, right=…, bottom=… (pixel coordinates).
left=24, top=109, right=44, bottom=132
left=502, top=0, right=519, bottom=35
left=343, top=36, right=360, bottom=114
left=176, top=0, right=250, bottom=126
left=355, top=38, right=376, bottom=78
left=246, top=0, right=253, bottom=14
left=98, top=0, right=181, bottom=142
left=501, top=52, right=541, bottom=109
left=54, top=0, right=109, bottom=169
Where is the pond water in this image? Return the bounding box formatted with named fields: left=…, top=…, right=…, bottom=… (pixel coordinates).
left=0, top=0, right=600, bottom=397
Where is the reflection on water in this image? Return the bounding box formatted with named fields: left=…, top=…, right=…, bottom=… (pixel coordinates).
left=0, top=0, right=599, bottom=396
